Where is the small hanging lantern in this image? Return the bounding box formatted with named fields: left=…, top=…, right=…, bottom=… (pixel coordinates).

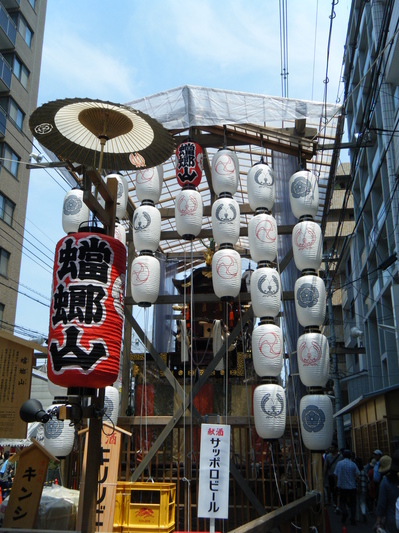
left=212, top=246, right=241, bottom=301
left=248, top=212, right=278, bottom=264
left=250, top=265, right=281, bottom=319
left=300, top=394, right=333, bottom=451
left=103, top=385, right=120, bottom=426
left=132, top=203, right=161, bottom=253
left=253, top=383, right=286, bottom=440
left=294, top=274, right=326, bottom=328
left=135, top=165, right=164, bottom=204
left=247, top=161, right=275, bottom=212
left=252, top=322, right=283, bottom=377
left=176, top=141, right=203, bottom=188
left=105, top=173, right=129, bottom=220
left=292, top=220, right=322, bottom=272
left=211, top=195, right=240, bottom=245
left=131, top=253, right=160, bottom=307
left=43, top=405, right=75, bottom=458
left=62, top=188, right=90, bottom=234
left=297, top=332, right=329, bottom=387
left=211, top=148, right=239, bottom=196
left=47, top=232, right=126, bottom=389
left=114, top=221, right=127, bottom=247
left=175, top=187, right=203, bottom=240
left=288, top=170, right=319, bottom=220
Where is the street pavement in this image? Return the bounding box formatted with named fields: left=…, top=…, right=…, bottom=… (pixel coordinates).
left=325, top=503, right=378, bottom=533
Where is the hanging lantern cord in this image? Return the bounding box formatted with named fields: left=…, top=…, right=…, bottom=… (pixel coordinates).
left=223, top=124, right=227, bottom=149
left=260, top=134, right=265, bottom=164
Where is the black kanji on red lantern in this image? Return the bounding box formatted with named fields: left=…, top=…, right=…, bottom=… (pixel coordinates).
left=176, top=141, right=203, bottom=187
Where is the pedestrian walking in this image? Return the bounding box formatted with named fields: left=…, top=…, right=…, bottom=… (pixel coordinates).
left=334, top=448, right=360, bottom=525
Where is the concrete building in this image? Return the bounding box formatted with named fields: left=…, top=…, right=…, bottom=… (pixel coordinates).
left=0, top=0, right=46, bottom=332
left=334, top=0, right=399, bottom=454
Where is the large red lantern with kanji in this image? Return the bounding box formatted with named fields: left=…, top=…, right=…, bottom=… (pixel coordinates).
left=176, top=141, right=203, bottom=188
left=47, top=232, right=126, bottom=389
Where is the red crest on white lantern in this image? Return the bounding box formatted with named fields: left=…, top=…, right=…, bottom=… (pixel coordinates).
left=175, top=188, right=203, bottom=239
left=211, top=149, right=239, bottom=195
left=135, top=165, right=164, bottom=204
left=292, top=220, right=322, bottom=272
left=131, top=254, right=160, bottom=307
left=248, top=213, right=278, bottom=263
left=252, top=323, right=283, bottom=377
left=176, top=141, right=203, bottom=188
left=212, top=248, right=241, bottom=300
left=298, top=332, right=329, bottom=387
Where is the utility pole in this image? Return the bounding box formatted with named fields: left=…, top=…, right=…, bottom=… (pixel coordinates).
left=325, top=255, right=345, bottom=450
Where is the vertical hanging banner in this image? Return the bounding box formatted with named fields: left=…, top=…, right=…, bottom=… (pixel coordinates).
left=198, top=423, right=230, bottom=519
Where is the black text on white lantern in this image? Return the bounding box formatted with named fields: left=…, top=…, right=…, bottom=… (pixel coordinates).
left=297, top=332, right=329, bottom=387
left=288, top=170, right=319, bottom=220
left=212, top=247, right=241, bottom=300
left=247, top=162, right=275, bottom=211
left=292, top=220, right=322, bottom=272
left=300, top=394, right=333, bottom=451
left=133, top=203, right=161, bottom=253
left=294, top=274, right=326, bottom=328
left=211, top=149, right=239, bottom=196
left=62, top=188, right=90, bottom=234
left=175, top=188, right=203, bottom=240
left=253, top=384, right=286, bottom=439
left=252, top=323, right=283, bottom=377
left=212, top=195, right=240, bottom=245
left=131, top=253, right=160, bottom=307
left=248, top=213, right=278, bottom=263
left=250, top=266, right=281, bottom=319
left=135, top=165, right=164, bottom=204
left=43, top=406, right=75, bottom=458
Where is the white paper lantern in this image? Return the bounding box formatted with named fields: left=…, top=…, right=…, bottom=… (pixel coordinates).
left=103, top=386, right=120, bottom=426
left=253, top=384, right=286, bottom=439
left=175, top=188, right=203, bottom=239
left=248, top=213, right=278, bottom=263
left=250, top=266, right=281, bottom=319
left=62, top=188, right=90, bottom=234
left=135, top=165, right=163, bottom=204
left=294, top=274, right=326, bottom=327
left=131, top=254, right=160, bottom=306
left=300, top=394, right=333, bottom=451
left=105, top=174, right=129, bottom=220
left=297, top=332, right=329, bottom=387
left=289, top=170, right=319, bottom=219
left=292, top=220, right=322, bottom=272
left=43, top=405, right=75, bottom=458
left=114, top=222, right=127, bottom=247
left=211, top=149, right=239, bottom=195
left=252, top=323, right=283, bottom=377
left=133, top=204, right=161, bottom=252
left=212, top=248, right=241, bottom=300
left=247, top=162, right=275, bottom=211
left=212, top=196, right=240, bottom=245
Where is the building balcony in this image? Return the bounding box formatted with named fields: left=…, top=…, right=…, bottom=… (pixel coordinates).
left=0, top=105, right=7, bottom=137
left=1, top=0, right=20, bottom=9
left=0, top=4, right=16, bottom=50
left=0, top=52, right=11, bottom=91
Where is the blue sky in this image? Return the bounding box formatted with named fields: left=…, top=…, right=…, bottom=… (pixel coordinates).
left=15, top=0, right=351, bottom=340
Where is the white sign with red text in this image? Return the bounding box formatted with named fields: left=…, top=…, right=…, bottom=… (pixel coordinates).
left=198, top=423, right=230, bottom=519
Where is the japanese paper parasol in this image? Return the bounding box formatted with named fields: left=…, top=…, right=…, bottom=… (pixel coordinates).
left=29, top=97, right=175, bottom=172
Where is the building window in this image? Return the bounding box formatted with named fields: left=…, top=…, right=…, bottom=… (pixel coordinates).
left=1, top=144, right=20, bottom=178
left=0, top=97, right=25, bottom=130
left=0, top=248, right=10, bottom=277
left=4, top=54, right=29, bottom=89
left=10, top=13, right=33, bottom=47
left=29, top=0, right=36, bottom=10
left=0, top=192, right=15, bottom=225
left=0, top=303, right=4, bottom=329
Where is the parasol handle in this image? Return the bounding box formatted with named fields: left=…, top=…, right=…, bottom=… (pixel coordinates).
left=97, top=136, right=107, bottom=173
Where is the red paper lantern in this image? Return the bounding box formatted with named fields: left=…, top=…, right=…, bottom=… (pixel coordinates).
left=176, top=141, right=203, bottom=187
left=47, top=232, right=126, bottom=389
